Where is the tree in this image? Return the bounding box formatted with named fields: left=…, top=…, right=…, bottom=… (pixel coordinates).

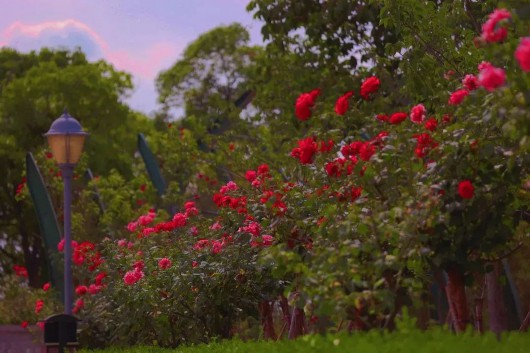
left=156, top=23, right=258, bottom=132
left=0, top=48, right=154, bottom=286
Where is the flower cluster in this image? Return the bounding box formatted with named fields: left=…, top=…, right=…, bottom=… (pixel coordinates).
left=213, top=181, right=248, bottom=214
left=127, top=209, right=156, bottom=233
left=244, top=164, right=271, bottom=189
left=238, top=219, right=274, bottom=248
left=34, top=299, right=44, bottom=314
left=296, top=76, right=381, bottom=120
left=413, top=133, right=439, bottom=159
left=291, top=137, right=318, bottom=164
left=15, top=177, right=26, bottom=196
left=12, top=264, right=28, bottom=278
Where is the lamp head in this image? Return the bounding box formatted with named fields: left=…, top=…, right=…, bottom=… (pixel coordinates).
left=45, top=110, right=88, bottom=165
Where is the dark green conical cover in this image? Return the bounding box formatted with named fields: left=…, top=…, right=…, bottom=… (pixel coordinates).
left=137, top=133, right=167, bottom=196
left=25, top=152, right=63, bottom=298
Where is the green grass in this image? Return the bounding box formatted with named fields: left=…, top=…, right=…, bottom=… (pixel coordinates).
left=81, top=329, right=530, bottom=353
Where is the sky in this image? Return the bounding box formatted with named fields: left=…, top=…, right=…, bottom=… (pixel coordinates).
left=0, top=0, right=263, bottom=115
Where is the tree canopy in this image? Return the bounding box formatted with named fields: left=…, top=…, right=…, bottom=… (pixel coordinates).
left=0, top=48, right=154, bottom=285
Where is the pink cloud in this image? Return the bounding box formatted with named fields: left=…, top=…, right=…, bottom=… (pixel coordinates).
left=0, top=19, right=181, bottom=80
left=107, top=42, right=179, bottom=79
left=2, top=19, right=109, bottom=50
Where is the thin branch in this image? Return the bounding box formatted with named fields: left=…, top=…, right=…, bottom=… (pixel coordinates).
left=413, top=33, right=462, bottom=76
left=480, top=242, right=524, bottom=262
left=520, top=309, right=530, bottom=332
left=464, top=0, right=481, bottom=35
left=0, top=247, right=18, bottom=261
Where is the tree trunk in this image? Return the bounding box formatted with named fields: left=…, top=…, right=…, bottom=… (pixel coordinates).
left=279, top=295, right=291, bottom=328
left=347, top=307, right=367, bottom=332
left=434, top=271, right=449, bottom=324
left=260, top=300, right=277, bottom=340
left=288, top=307, right=306, bottom=339
left=445, top=266, right=469, bottom=332
left=486, top=262, right=507, bottom=335
left=474, top=297, right=484, bottom=333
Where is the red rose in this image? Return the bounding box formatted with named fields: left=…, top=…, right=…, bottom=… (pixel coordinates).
left=376, top=114, right=389, bottom=122
left=76, top=285, right=88, bottom=296
left=448, top=89, right=469, bottom=105
left=478, top=62, right=506, bottom=92
left=158, top=257, right=172, bottom=270
left=458, top=180, right=475, bottom=199
left=515, top=37, right=530, bottom=72
left=481, top=9, right=511, bottom=43
left=389, top=112, right=407, bottom=124
left=424, top=118, right=438, bottom=132
left=95, top=272, right=107, bottom=286
left=359, top=142, right=375, bottom=162
left=257, top=164, right=269, bottom=175
left=319, top=140, right=334, bottom=152
left=245, top=170, right=257, bottom=182
left=360, top=76, right=380, bottom=100
left=462, top=75, right=478, bottom=91
left=35, top=299, right=44, bottom=314
left=334, top=91, right=354, bottom=115
left=351, top=186, right=362, bottom=201
left=410, top=104, right=426, bottom=124
left=291, top=137, right=318, bottom=164
left=295, top=89, right=320, bottom=121
left=42, top=282, right=51, bottom=292
left=13, top=265, right=28, bottom=278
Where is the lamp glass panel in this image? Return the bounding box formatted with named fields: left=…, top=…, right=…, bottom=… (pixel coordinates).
left=47, top=134, right=86, bottom=164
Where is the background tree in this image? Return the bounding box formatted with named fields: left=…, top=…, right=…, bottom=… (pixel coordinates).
left=0, top=48, right=154, bottom=286
left=157, top=23, right=257, bottom=133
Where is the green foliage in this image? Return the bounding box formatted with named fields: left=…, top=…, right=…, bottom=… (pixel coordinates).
left=0, top=274, right=61, bottom=325
left=157, top=23, right=258, bottom=129
left=75, top=169, right=156, bottom=241
left=0, top=47, right=155, bottom=286
left=145, top=127, right=215, bottom=210
left=247, top=0, right=397, bottom=70
left=0, top=55, right=144, bottom=175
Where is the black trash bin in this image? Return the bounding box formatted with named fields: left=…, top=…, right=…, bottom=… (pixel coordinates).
left=43, top=314, right=79, bottom=353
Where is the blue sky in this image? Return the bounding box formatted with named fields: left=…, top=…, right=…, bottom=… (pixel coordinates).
left=0, top=0, right=263, bottom=114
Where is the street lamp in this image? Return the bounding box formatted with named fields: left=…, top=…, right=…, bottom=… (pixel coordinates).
left=45, top=110, right=87, bottom=315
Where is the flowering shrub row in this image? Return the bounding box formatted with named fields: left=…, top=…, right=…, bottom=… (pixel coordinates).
left=12, top=6, right=530, bottom=347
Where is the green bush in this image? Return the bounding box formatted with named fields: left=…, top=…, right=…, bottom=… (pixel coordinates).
left=0, top=274, right=61, bottom=325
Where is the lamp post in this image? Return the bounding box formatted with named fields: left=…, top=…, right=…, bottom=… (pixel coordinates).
left=45, top=110, right=87, bottom=315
